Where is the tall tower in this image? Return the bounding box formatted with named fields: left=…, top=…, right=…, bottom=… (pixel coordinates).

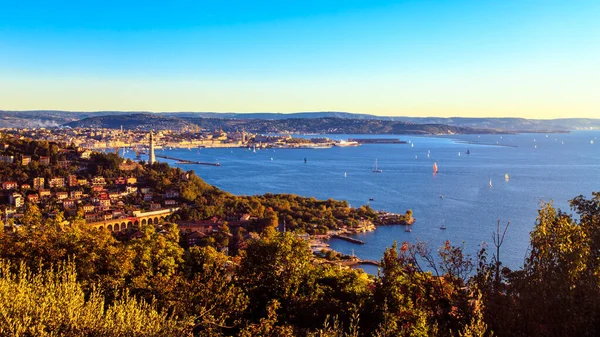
left=149, top=132, right=156, bottom=165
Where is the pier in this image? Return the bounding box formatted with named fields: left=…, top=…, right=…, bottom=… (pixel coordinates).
left=348, top=138, right=407, bottom=144
left=331, top=234, right=365, bottom=244
left=155, top=155, right=221, bottom=166
left=358, top=260, right=380, bottom=267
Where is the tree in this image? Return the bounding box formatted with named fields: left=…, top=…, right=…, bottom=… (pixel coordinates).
left=127, top=223, right=184, bottom=296
left=237, top=232, right=314, bottom=324
left=176, top=246, right=248, bottom=334
left=21, top=204, right=43, bottom=227
left=516, top=202, right=598, bottom=337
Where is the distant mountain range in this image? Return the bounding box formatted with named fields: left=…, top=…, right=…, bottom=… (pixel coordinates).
left=1, top=110, right=599, bottom=133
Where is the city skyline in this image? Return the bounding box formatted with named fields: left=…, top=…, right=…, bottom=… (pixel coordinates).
left=1, top=1, right=599, bottom=118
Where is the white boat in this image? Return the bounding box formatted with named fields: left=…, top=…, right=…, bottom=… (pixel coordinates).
left=411, top=143, right=414, bottom=148
left=404, top=225, right=412, bottom=232
left=440, top=219, right=447, bottom=230
left=489, top=178, right=493, bottom=188
left=373, top=159, right=383, bottom=173
left=344, top=172, right=347, bottom=178
left=591, top=140, right=595, bottom=145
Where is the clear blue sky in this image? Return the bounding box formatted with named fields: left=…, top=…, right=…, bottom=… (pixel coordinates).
left=1, top=0, right=599, bottom=117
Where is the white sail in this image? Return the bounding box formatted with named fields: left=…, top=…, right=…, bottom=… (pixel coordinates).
left=373, top=159, right=382, bottom=173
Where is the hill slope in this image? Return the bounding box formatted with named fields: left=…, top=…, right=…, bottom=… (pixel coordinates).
left=4, top=110, right=600, bottom=131
left=64, top=114, right=499, bottom=134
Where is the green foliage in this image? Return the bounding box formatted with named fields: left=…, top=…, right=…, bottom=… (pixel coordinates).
left=176, top=193, right=377, bottom=235
left=170, top=246, right=248, bottom=334
left=127, top=223, right=184, bottom=296
left=21, top=204, right=43, bottom=227
left=0, top=260, right=192, bottom=337
left=238, top=232, right=314, bottom=316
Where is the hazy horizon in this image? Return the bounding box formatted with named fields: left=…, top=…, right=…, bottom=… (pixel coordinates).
left=3, top=109, right=600, bottom=121
left=1, top=1, right=599, bottom=118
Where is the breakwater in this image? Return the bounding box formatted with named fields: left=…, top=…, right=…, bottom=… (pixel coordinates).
left=155, top=155, right=221, bottom=166
left=331, top=234, right=365, bottom=244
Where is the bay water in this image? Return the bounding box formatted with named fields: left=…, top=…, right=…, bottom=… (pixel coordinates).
left=134, top=131, right=600, bottom=272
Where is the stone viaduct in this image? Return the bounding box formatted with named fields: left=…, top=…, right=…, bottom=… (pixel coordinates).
left=86, top=208, right=179, bottom=232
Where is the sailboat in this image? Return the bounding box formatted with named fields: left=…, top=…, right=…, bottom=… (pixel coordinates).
left=505, top=173, right=509, bottom=182
left=344, top=172, right=347, bottom=178
left=253, top=145, right=256, bottom=153
left=411, top=143, right=414, bottom=148
left=466, top=149, right=471, bottom=155
left=404, top=225, right=412, bottom=232
left=433, top=162, right=439, bottom=173
left=373, top=159, right=383, bottom=173
left=489, top=178, right=493, bottom=188
left=440, top=219, right=447, bottom=230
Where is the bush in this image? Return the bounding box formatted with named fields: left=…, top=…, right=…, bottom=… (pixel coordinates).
left=0, top=260, right=192, bottom=337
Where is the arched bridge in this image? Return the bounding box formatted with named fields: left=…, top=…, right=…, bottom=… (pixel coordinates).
left=87, top=208, right=179, bottom=232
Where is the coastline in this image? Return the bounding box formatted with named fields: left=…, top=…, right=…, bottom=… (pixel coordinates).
left=309, top=211, right=415, bottom=270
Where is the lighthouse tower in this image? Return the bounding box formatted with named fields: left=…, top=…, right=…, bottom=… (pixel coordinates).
left=149, top=132, right=156, bottom=165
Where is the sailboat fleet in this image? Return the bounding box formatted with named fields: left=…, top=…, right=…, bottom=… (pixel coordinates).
left=237, top=137, right=520, bottom=235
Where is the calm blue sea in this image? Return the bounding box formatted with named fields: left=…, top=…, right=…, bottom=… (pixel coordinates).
left=129, top=131, right=600, bottom=272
